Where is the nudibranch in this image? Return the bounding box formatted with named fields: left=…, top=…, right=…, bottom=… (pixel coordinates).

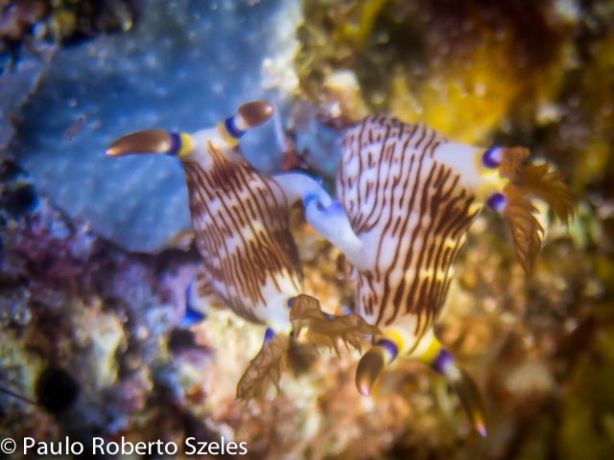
left=306, top=116, right=573, bottom=436
left=106, top=101, right=377, bottom=399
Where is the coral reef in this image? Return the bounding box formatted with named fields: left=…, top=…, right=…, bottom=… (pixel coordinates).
left=1, top=0, right=613, bottom=459
left=297, top=0, right=572, bottom=141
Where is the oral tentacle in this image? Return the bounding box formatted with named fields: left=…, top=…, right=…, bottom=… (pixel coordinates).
left=106, top=130, right=194, bottom=157
left=449, top=365, right=488, bottom=438
left=236, top=100, right=274, bottom=128
left=217, top=100, right=273, bottom=147
left=355, top=337, right=398, bottom=396
left=107, top=100, right=273, bottom=158
left=418, top=340, right=487, bottom=437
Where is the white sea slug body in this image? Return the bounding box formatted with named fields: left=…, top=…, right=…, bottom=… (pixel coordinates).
left=106, top=101, right=377, bottom=399
left=305, top=115, right=573, bottom=436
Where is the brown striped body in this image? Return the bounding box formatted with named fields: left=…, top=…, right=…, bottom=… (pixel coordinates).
left=183, top=143, right=302, bottom=327
left=337, top=116, right=480, bottom=347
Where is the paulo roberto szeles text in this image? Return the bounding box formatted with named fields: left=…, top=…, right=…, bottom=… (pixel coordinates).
left=3, top=436, right=248, bottom=456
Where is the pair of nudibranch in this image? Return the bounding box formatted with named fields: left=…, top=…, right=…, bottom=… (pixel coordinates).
left=107, top=101, right=572, bottom=436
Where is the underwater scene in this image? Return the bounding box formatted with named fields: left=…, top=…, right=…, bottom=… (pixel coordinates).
left=1, top=0, right=613, bottom=458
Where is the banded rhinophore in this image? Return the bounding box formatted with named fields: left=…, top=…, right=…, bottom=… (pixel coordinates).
left=106, top=101, right=377, bottom=399
left=307, top=116, right=573, bottom=436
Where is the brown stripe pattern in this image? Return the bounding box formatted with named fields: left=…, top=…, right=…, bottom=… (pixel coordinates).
left=337, top=116, right=479, bottom=346
left=182, top=143, right=302, bottom=323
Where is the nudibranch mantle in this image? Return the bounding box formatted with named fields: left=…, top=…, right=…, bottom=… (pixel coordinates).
left=182, top=145, right=303, bottom=330
left=108, top=102, right=304, bottom=331
left=107, top=101, right=378, bottom=399
left=307, top=115, right=572, bottom=435
left=337, top=118, right=503, bottom=336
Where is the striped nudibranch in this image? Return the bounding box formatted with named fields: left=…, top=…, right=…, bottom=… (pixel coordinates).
left=306, top=115, right=572, bottom=436
left=106, top=101, right=377, bottom=400
left=183, top=142, right=303, bottom=325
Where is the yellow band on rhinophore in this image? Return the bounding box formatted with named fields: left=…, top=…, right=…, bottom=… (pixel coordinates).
left=381, top=328, right=406, bottom=357
left=416, top=334, right=442, bottom=364
left=177, top=132, right=195, bottom=157
left=216, top=122, right=240, bottom=147
left=475, top=176, right=509, bottom=203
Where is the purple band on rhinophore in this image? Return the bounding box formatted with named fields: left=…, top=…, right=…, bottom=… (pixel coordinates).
left=167, top=132, right=181, bottom=156
left=482, top=147, right=501, bottom=169
left=376, top=338, right=398, bottom=362
left=224, top=116, right=245, bottom=139
left=431, top=348, right=453, bottom=374
left=264, top=327, right=275, bottom=343
left=486, top=192, right=506, bottom=213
